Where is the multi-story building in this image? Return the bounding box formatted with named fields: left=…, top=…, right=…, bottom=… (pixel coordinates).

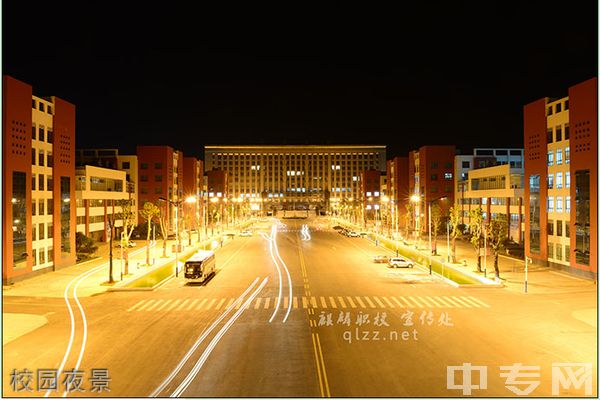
left=454, top=148, right=525, bottom=242
left=386, top=156, right=410, bottom=234
left=455, top=163, right=525, bottom=243
left=75, top=165, right=130, bottom=242
left=76, top=149, right=138, bottom=226
left=183, top=157, right=204, bottom=233
left=2, top=75, right=76, bottom=283
left=361, top=169, right=382, bottom=225
left=136, top=145, right=183, bottom=233
left=76, top=148, right=119, bottom=169
left=408, top=145, right=456, bottom=234
left=204, top=145, right=386, bottom=212
left=524, top=77, right=597, bottom=279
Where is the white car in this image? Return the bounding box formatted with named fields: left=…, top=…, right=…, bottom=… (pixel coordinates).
left=239, top=230, right=253, bottom=237
left=347, top=231, right=360, bottom=237
left=388, top=257, right=414, bottom=268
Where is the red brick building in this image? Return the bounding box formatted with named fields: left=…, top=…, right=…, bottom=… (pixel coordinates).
left=386, top=156, right=410, bottom=232
left=360, top=169, right=382, bottom=225
left=136, top=145, right=183, bottom=234
left=408, top=145, right=455, bottom=233
left=524, top=77, right=597, bottom=279
left=2, top=75, right=76, bottom=283
left=183, top=157, right=204, bottom=231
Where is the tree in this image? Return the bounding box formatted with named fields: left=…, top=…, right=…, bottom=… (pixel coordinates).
left=117, top=198, right=136, bottom=275
left=430, top=203, right=443, bottom=255
left=157, top=204, right=169, bottom=258
left=487, top=214, right=508, bottom=278
left=139, top=202, right=160, bottom=266
left=76, top=232, right=98, bottom=261
left=469, top=207, right=484, bottom=272
left=106, top=200, right=117, bottom=283
left=448, top=206, right=461, bottom=263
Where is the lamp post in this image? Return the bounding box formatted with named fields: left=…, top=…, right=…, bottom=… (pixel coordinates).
left=410, top=194, right=420, bottom=249
left=428, top=201, right=432, bottom=275
left=381, top=196, right=390, bottom=238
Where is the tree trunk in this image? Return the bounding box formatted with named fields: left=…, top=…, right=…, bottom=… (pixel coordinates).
left=432, top=235, right=437, bottom=255
left=494, top=252, right=500, bottom=278
left=476, top=253, right=482, bottom=272
left=163, top=239, right=167, bottom=258
left=124, top=249, right=129, bottom=275
left=146, top=219, right=151, bottom=266
left=451, top=237, right=456, bottom=263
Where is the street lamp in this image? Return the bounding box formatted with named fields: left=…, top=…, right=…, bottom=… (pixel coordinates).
left=410, top=194, right=420, bottom=249
left=381, top=196, right=390, bottom=237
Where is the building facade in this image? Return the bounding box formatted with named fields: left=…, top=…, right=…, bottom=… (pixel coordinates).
left=3, top=75, right=76, bottom=283
left=408, top=145, right=456, bottom=234
left=75, top=165, right=130, bottom=242
left=454, top=148, right=525, bottom=243
left=136, top=145, right=183, bottom=233
left=204, top=145, right=386, bottom=212
left=386, top=156, right=410, bottom=235
left=524, top=77, right=597, bottom=279
left=183, top=157, right=204, bottom=232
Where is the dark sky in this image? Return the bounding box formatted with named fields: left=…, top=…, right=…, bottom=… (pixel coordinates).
left=3, top=2, right=598, bottom=160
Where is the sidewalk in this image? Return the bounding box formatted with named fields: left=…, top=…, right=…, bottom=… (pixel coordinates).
left=2, top=220, right=257, bottom=346
left=333, top=218, right=598, bottom=296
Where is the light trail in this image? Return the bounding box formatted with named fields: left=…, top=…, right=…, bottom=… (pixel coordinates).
left=50, top=243, right=153, bottom=398
left=170, top=277, right=269, bottom=397
left=272, top=226, right=293, bottom=323
left=268, top=224, right=283, bottom=323
left=150, top=277, right=260, bottom=397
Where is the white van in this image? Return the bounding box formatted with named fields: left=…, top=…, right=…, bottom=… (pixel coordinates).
left=184, top=250, right=216, bottom=283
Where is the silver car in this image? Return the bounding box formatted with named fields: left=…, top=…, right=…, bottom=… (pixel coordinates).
left=387, top=257, right=414, bottom=268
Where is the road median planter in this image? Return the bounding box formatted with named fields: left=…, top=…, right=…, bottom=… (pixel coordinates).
left=108, top=235, right=227, bottom=291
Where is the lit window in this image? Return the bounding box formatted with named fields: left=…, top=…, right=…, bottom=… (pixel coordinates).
left=556, top=172, right=562, bottom=189
left=547, top=196, right=554, bottom=212
left=556, top=197, right=563, bottom=213
left=444, top=173, right=453, bottom=179
left=566, top=196, right=570, bottom=212
left=366, top=205, right=372, bottom=210
left=565, top=147, right=570, bottom=164
left=547, top=151, right=554, bottom=166
left=366, top=192, right=372, bottom=197
left=374, top=191, right=380, bottom=197
left=556, top=149, right=563, bottom=165
left=547, top=174, right=554, bottom=189
left=565, top=173, right=570, bottom=188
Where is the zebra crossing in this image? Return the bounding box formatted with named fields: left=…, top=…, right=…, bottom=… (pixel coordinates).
left=126, top=294, right=491, bottom=312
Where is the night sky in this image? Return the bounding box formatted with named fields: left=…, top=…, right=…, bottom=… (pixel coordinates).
left=3, top=2, right=597, bottom=160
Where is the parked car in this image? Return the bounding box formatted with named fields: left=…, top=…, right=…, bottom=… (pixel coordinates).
left=388, top=257, right=414, bottom=268
left=373, top=255, right=389, bottom=263
left=332, top=225, right=344, bottom=230
left=239, top=230, right=253, bottom=237
left=347, top=231, right=360, bottom=237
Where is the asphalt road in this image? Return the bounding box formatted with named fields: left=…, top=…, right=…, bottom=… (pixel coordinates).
left=2, top=216, right=597, bottom=397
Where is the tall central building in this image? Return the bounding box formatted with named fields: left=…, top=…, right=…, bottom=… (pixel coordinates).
left=204, top=145, right=386, bottom=209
